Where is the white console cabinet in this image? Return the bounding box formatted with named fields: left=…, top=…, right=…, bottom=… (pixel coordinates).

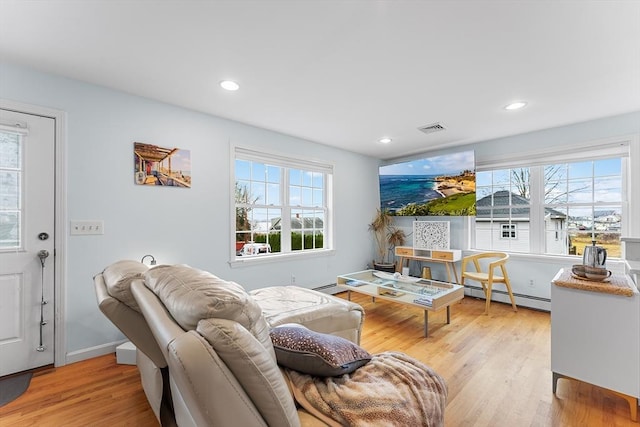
left=551, top=268, right=639, bottom=421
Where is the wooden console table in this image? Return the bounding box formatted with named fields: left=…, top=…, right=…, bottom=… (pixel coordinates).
left=395, top=246, right=461, bottom=283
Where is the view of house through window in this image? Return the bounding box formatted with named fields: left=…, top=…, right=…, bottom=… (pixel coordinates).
left=234, top=149, right=330, bottom=259
left=475, top=157, right=623, bottom=257
left=476, top=168, right=532, bottom=252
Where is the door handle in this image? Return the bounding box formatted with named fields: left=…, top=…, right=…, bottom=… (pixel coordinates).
left=36, top=249, right=50, bottom=352
left=37, top=250, right=49, bottom=268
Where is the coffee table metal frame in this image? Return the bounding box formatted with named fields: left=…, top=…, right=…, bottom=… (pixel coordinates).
left=337, top=269, right=464, bottom=337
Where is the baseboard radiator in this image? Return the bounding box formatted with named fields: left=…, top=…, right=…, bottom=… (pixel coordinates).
left=312, top=283, right=342, bottom=295
left=313, top=283, right=550, bottom=311
left=463, top=284, right=550, bottom=312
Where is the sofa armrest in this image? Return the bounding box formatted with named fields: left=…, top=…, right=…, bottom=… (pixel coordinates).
left=94, top=274, right=167, bottom=368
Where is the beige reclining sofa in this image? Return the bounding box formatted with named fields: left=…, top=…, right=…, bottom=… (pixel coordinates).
left=94, top=261, right=365, bottom=425
left=129, top=263, right=446, bottom=426
left=96, top=261, right=447, bottom=426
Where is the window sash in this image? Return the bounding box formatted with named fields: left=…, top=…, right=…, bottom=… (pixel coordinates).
left=233, top=146, right=332, bottom=261
left=474, top=145, right=627, bottom=257
left=235, top=147, right=333, bottom=175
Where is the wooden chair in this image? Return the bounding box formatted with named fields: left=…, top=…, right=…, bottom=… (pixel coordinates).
left=461, top=252, right=517, bottom=315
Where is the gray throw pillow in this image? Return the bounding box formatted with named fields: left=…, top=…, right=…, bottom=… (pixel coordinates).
left=270, top=324, right=371, bottom=377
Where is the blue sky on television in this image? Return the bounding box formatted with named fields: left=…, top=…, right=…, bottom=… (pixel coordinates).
left=380, top=150, right=475, bottom=176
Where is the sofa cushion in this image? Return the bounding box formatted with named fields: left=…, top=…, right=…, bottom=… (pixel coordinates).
left=144, top=264, right=274, bottom=355
left=270, top=324, right=371, bottom=377
left=198, top=318, right=299, bottom=427
left=250, top=286, right=365, bottom=344
left=102, top=260, right=149, bottom=312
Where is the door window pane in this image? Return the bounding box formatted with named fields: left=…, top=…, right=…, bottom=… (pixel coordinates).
left=0, top=131, right=22, bottom=249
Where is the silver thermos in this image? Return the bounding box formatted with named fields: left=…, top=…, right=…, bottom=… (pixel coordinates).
left=583, top=240, right=607, bottom=268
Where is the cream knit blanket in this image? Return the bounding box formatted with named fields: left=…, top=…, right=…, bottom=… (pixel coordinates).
left=286, top=351, right=447, bottom=427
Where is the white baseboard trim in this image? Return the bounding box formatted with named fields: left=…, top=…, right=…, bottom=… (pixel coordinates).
left=65, top=339, right=128, bottom=365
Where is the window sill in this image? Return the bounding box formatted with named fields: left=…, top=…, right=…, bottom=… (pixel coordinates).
left=229, top=249, right=335, bottom=268
left=465, top=249, right=627, bottom=272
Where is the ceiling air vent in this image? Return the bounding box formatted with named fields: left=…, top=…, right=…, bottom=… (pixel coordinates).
left=418, top=122, right=447, bottom=135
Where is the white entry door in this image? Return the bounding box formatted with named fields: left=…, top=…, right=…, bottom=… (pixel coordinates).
left=0, top=109, right=55, bottom=376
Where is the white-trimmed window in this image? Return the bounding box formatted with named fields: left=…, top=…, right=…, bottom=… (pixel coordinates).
left=233, top=147, right=332, bottom=261
left=474, top=141, right=629, bottom=258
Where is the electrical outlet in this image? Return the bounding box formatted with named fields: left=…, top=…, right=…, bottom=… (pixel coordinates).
left=70, top=220, right=104, bottom=235
left=529, top=279, right=534, bottom=287
left=291, top=274, right=296, bottom=285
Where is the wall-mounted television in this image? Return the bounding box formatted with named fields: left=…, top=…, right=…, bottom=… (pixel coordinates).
left=379, top=150, right=476, bottom=216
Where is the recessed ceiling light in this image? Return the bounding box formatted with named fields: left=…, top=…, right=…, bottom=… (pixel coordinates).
left=379, top=137, right=392, bottom=144
left=220, top=80, right=240, bottom=91
left=504, top=101, right=527, bottom=110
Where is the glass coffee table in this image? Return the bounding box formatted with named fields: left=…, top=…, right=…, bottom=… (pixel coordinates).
left=337, top=269, right=464, bottom=337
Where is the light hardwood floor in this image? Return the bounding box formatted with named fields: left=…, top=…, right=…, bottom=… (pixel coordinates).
left=1, top=293, right=635, bottom=426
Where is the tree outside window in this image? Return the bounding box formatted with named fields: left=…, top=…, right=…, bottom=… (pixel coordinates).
left=544, top=158, right=622, bottom=258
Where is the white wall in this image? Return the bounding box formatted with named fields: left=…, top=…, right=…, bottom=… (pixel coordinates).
left=0, top=62, right=380, bottom=358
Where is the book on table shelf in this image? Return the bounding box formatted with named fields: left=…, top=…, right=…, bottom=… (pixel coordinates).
left=379, top=289, right=405, bottom=297
left=413, top=296, right=434, bottom=307
left=345, top=280, right=367, bottom=287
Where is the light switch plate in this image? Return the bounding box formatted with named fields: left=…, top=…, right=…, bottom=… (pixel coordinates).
left=70, top=220, right=104, bottom=235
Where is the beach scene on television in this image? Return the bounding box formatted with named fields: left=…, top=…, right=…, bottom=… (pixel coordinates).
left=379, top=150, right=475, bottom=216
left=134, top=142, right=191, bottom=188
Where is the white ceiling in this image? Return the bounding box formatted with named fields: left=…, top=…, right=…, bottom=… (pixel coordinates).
left=1, top=1, right=639, bottom=160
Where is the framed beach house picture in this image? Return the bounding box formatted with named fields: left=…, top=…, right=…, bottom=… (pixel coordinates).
left=133, top=142, right=191, bottom=188
left=378, top=150, right=475, bottom=216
